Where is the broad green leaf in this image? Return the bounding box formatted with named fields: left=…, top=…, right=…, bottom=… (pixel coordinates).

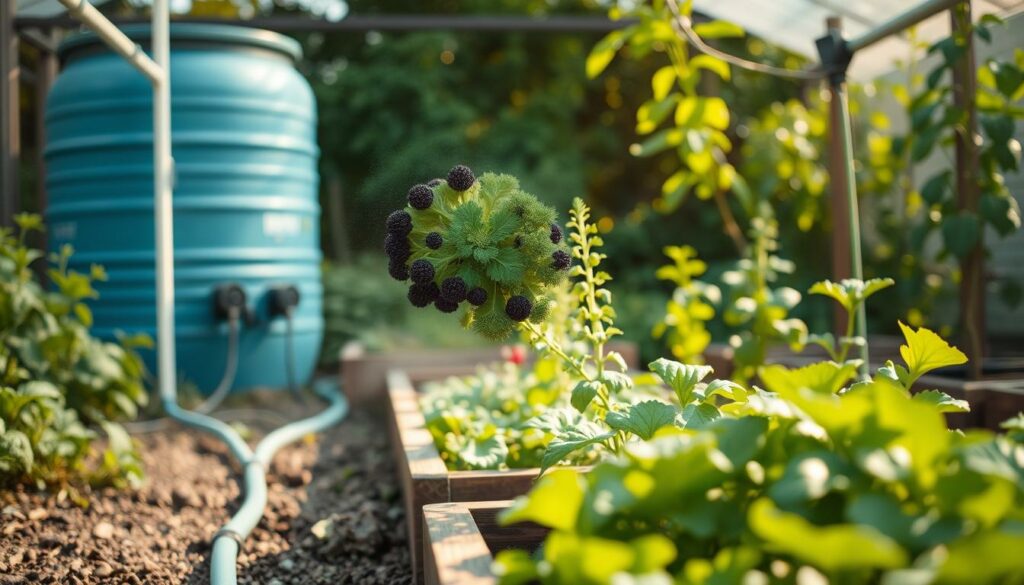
left=501, top=468, right=584, bottom=530
left=0, top=430, right=34, bottom=474
left=942, top=212, right=981, bottom=259
left=769, top=451, right=853, bottom=506
left=542, top=531, right=636, bottom=583
left=630, top=534, right=677, bottom=573
left=898, top=321, right=968, bottom=384
left=692, top=20, right=744, bottom=39
left=937, top=531, right=1024, bottom=584
left=606, top=400, right=678, bottom=440
left=571, top=380, right=601, bottom=412
left=912, top=389, right=970, bottom=413
left=678, top=402, right=720, bottom=430
left=759, top=361, right=858, bottom=395
left=748, top=498, right=907, bottom=571
left=648, top=358, right=713, bottom=405
left=541, top=427, right=615, bottom=473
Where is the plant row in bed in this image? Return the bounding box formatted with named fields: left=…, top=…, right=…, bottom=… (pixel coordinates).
left=379, top=166, right=1024, bottom=584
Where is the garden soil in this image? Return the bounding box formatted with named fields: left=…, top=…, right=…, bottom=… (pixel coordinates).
left=0, top=393, right=411, bottom=584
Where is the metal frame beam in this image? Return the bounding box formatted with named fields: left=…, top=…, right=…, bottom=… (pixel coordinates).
left=1, top=0, right=20, bottom=226
left=14, top=14, right=636, bottom=33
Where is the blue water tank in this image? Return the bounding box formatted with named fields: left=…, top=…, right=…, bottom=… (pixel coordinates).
left=45, top=25, right=322, bottom=392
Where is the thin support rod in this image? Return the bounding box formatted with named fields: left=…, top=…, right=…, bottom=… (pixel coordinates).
left=830, top=80, right=869, bottom=376
left=847, top=0, right=960, bottom=53
left=53, top=0, right=163, bottom=84
left=151, top=0, right=177, bottom=406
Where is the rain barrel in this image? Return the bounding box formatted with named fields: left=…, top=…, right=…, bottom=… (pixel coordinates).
left=45, top=24, right=322, bottom=393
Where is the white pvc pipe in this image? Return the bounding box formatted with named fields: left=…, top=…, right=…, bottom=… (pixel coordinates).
left=150, top=0, right=177, bottom=407
left=55, top=0, right=163, bottom=84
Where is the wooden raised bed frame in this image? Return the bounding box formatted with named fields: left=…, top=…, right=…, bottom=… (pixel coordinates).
left=422, top=501, right=546, bottom=585
left=387, top=368, right=565, bottom=584
left=386, top=343, right=637, bottom=583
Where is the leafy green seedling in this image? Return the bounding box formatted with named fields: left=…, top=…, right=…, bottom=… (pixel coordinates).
left=808, top=277, right=894, bottom=364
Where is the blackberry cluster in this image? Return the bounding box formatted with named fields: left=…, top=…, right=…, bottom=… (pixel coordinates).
left=382, top=165, right=569, bottom=339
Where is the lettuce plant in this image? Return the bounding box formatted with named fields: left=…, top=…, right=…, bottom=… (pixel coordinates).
left=495, top=323, right=1024, bottom=585
left=384, top=165, right=571, bottom=340
left=1, top=215, right=148, bottom=491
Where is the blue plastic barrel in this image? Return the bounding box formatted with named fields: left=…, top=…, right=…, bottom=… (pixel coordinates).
left=45, top=24, right=322, bottom=392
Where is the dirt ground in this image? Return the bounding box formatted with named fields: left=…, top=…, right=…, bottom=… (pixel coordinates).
left=0, top=395, right=412, bottom=585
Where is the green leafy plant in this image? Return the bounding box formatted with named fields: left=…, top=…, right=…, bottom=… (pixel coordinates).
left=807, top=277, right=895, bottom=365
left=383, top=165, right=571, bottom=340
left=588, top=0, right=747, bottom=245
left=1, top=215, right=148, bottom=489
left=652, top=245, right=719, bottom=363
left=495, top=322, right=1023, bottom=585
left=720, top=215, right=807, bottom=382
left=420, top=358, right=596, bottom=471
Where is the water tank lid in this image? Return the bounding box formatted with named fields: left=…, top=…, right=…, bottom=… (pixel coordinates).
left=58, top=23, right=303, bottom=63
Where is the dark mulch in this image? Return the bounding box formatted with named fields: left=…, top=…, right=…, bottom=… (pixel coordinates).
left=0, top=400, right=411, bottom=585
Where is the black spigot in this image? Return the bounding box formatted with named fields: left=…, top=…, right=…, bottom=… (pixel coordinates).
left=213, top=283, right=255, bottom=325
left=267, top=285, right=300, bottom=318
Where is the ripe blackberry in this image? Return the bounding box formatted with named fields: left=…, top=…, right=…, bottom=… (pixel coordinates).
left=410, top=259, right=435, bottom=284
left=425, top=232, right=443, bottom=250
left=505, top=295, right=532, bottom=322
left=466, top=287, right=487, bottom=307
left=447, top=165, right=475, bottom=191
left=550, top=223, right=563, bottom=244
left=384, top=233, right=411, bottom=262
left=440, top=277, right=467, bottom=303
left=435, top=297, right=459, bottom=313
left=407, top=184, right=434, bottom=210
left=552, top=250, right=571, bottom=270
left=386, top=209, right=413, bottom=235
left=408, top=282, right=440, bottom=308
left=388, top=261, right=409, bottom=281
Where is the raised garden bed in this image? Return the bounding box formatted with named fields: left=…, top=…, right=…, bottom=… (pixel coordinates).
left=422, top=500, right=544, bottom=585
left=386, top=367, right=571, bottom=584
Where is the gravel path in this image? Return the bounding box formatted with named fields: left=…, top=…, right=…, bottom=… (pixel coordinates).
left=0, top=402, right=411, bottom=585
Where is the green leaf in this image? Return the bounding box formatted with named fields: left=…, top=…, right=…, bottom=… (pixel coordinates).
left=454, top=433, right=509, bottom=470
left=898, top=321, right=968, bottom=384
left=651, top=65, right=676, bottom=101
left=809, top=278, right=894, bottom=312
left=679, top=402, right=720, bottom=430
left=691, top=55, right=731, bottom=82
left=501, top=468, right=584, bottom=530
left=911, top=124, right=943, bottom=161
left=485, top=248, right=526, bottom=284
left=648, top=358, right=713, bottom=405
left=912, top=389, right=970, bottom=413
left=601, top=371, right=633, bottom=393
left=942, top=212, right=981, bottom=259
left=587, top=29, right=628, bottom=79
left=921, top=171, right=950, bottom=205
left=748, top=498, right=907, bottom=571
left=606, top=400, right=677, bottom=440
left=759, top=361, right=859, bottom=395
left=571, top=380, right=601, bottom=413
left=938, top=531, right=1024, bottom=584
left=0, top=430, right=33, bottom=474
left=541, top=427, right=615, bottom=473
left=692, top=20, right=744, bottom=39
